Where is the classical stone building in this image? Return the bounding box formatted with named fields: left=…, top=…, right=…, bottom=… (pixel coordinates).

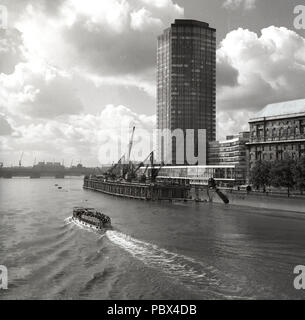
left=247, top=99, right=305, bottom=170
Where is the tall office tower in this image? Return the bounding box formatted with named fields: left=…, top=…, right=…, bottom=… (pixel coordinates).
left=157, top=19, right=216, bottom=165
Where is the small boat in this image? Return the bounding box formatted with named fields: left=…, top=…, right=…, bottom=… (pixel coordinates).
left=72, top=207, right=111, bottom=230
left=58, top=186, right=62, bottom=189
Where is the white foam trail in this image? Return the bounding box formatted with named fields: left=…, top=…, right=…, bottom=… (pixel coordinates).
left=69, top=219, right=249, bottom=298
left=70, top=216, right=101, bottom=234
left=64, top=217, right=72, bottom=225
left=105, top=230, right=246, bottom=298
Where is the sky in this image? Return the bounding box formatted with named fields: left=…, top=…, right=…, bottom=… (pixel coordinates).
left=1, top=0, right=305, bottom=166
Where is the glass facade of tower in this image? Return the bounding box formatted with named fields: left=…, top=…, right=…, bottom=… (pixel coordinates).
left=157, top=20, right=216, bottom=165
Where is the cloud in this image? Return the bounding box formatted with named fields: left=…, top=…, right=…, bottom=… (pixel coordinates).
left=12, top=0, right=183, bottom=78
left=1, top=0, right=182, bottom=120
left=216, top=26, right=305, bottom=139
left=0, top=115, right=13, bottom=135
left=0, top=0, right=169, bottom=165
left=59, top=0, right=183, bottom=76
left=216, top=55, right=239, bottom=87
left=216, top=110, right=253, bottom=140
left=87, top=71, right=156, bottom=98
left=130, top=8, right=163, bottom=31
left=223, top=0, right=257, bottom=10
left=0, top=61, right=84, bottom=118
left=0, top=105, right=155, bottom=166
left=0, top=29, right=25, bottom=74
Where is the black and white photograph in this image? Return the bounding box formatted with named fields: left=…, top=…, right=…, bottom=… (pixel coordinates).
left=1, top=0, right=305, bottom=306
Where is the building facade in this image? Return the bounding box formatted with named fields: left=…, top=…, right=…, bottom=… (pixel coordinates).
left=207, top=132, right=250, bottom=184
left=208, top=132, right=250, bottom=166
left=139, top=165, right=242, bottom=186
left=247, top=99, right=305, bottom=170
left=157, top=19, right=216, bottom=165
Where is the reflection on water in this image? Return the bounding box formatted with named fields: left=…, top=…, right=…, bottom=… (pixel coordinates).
left=1, top=178, right=305, bottom=299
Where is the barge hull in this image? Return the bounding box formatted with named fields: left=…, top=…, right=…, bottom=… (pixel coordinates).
left=83, top=178, right=190, bottom=201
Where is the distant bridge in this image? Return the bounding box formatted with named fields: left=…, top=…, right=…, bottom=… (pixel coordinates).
left=0, top=166, right=94, bottom=178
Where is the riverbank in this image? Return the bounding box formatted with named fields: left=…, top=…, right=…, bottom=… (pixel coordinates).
left=190, top=185, right=305, bottom=213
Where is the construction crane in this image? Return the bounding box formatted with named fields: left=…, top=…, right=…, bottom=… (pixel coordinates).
left=127, top=126, right=135, bottom=164
left=19, top=152, right=24, bottom=167
left=133, top=151, right=155, bottom=183
left=107, top=154, right=125, bottom=178
left=149, top=153, right=164, bottom=182
left=133, top=151, right=154, bottom=176
left=132, top=151, right=163, bottom=182
left=104, top=127, right=136, bottom=182
left=123, top=126, right=137, bottom=181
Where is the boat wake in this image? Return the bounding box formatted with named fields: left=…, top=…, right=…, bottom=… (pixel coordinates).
left=70, top=217, right=252, bottom=299
left=69, top=216, right=103, bottom=234
left=105, top=230, right=249, bottom=299
left=64, top=216, right=73, bottom=225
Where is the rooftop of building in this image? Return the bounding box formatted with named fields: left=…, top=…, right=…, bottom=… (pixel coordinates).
left=158, top=19, right=216, bottom=38
left=209, top=132, right=250, bottom=145
left=173, top=19, right=210, bottom=28
left=250, top=98, right=305, bottom=121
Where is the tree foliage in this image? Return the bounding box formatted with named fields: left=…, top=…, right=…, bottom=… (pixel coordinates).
left=249, top=161, right=271, bottom=191
left=270, top=160, right=295, bottom=196
left=292, top=157, right=305, bottom=194
left=250, top=157, right=305, bottom=195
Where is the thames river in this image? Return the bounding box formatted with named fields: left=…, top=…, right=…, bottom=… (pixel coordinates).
left=1, top=177, right=305, bottom=300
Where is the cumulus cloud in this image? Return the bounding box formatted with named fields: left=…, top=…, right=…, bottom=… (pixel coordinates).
left=216, top=55, right=239, bottom=87
left=216, top=110, right=253, bottom=140
left=59, top=0, right=183, bottom=75
left=0, top=29, right=25, bottom=74
left=0, top=61, right=83, bottom=118
left=0, top=0, right=182, bottom=124
left=223, top=0, right=256, bottom=10
left=87, top=71, right=156, bottom=98
left=130, top=8, right=163, bottom=31
left=1, top=0, right=175, bottom=164
left=0, top=115, right=13, bottom=136
left=13, top=0, right=183, bottom=77
left=216, top=26, right=305, bottom=139
left=0, top=105, right=155, bottom=166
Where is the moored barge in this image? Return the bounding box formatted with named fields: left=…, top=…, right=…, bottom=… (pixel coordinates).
left=83, top=128, right=190, bottom=201
left=83, top=177, right=190, bottom=201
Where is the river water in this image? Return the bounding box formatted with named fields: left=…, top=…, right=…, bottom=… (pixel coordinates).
left=0, top=178, right=305, bottom=300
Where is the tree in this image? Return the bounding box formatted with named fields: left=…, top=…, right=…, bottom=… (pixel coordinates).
left=249, top=161, right=271, bottom=192
left=292, top=157, right=305, bottom=194
left=270, top=160, right=295, bottom=197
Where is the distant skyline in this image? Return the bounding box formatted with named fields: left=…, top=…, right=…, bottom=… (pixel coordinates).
left=1, top=0, right=305, bottom=166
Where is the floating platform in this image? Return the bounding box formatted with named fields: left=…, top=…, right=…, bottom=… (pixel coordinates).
left=83, top=177, right=190, bottom=201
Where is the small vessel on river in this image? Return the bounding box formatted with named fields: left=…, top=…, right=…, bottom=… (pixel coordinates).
left=72, top=207, right=111, bottom=230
